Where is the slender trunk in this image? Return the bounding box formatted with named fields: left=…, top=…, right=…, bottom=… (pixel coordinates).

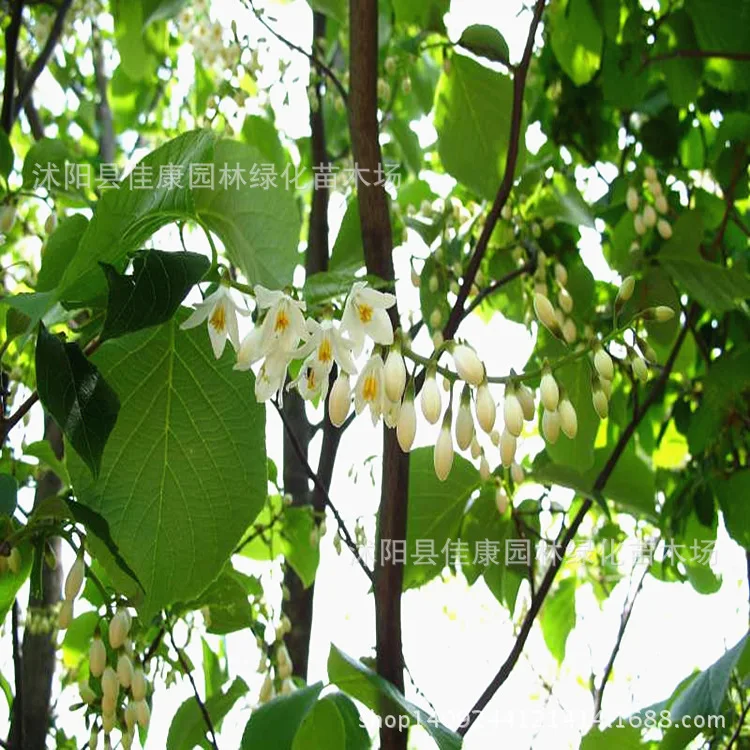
left=348, top=2, right=409, bottom=748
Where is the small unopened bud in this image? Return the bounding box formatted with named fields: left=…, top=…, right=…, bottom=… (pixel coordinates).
left=89, top=636, right=106, bottom=678
left=592, top=387, right=609, bottom=420
left=643, top=204, right=657, bottom=228
left=401, top=77, right=412, bottom=94
left=503, top=389, right=524, bottom=438
left=655, top=194, right=668, bottom=214
left=136, top=699, right=150, bottom=729
left=328, top=373, right=351, bottom=427
left=516, top=384, right=535, bottom=421
left=281, top=677, right=297, bottom=695
left=542, top=409, right=561, bottom=443
left=455, top=394, right=474, bottom=451
left=131, top=669, right=147, bottom=702
left=562, top=318, right=576, bottom=344
left=89, top=726, right=99, bottom=750
left=475, top=382, right=496, bottom=433
left=0, top=205, right=16, bottom=234
left=101, top=666, right=119, bottom=701
left=554, top=263, right=568, bottom=286
left=479, top=453, right=490, bottom=481
left=101, top=692, right=116, bottom=716
left=470, top=436, right=482, bottom=459
left=626, top=187, right=639, bottom=213
left=58, top=599, right=74, bottom=629
left=657, top=218, right=672, bottom=239
left=558, top=288, right=573, bottom=314
left=510, top=462, right=524, bottom=484
left=384, top=349, right=407, bottom=402
left=396, top=394, right=416, bottom=453
left=594, top=347, right=614, bottom=381
left=540, top=370, right=559, bottom=412
left=534, top=293, right=562, bottom=337
left=633, top=213, right=646, bottom=236
left=429, top=308, right=443, bottom=328
left=531, top=221, right=541, bottom=238
left=276, top=644, right=293, bottom=679
left=434, top=412, right=454, bottom=481
left=79, top=682, right=96, bottom=705
left=432, top=330, right=444, bottom=349
left=259, top=673, right=275, bottom=704
left=499, top=428, right=516, bottom=468
left=102, top=712, right=115, bottom=733
left=65, top=556, right=85, bottom=601
left=654, top=305, right=675, bottom=322
left=109, top=609, right=130, bottom=650
left=117, top=654, right=134, bottom=689
left=420, top=372, right=442, bottom=425
left=411, top=268, right=420, bottom=287
left=495, top=488, right=508, bottom=515
left=632, top=355, right=649, bottom=382
left=45, top=213, right=58, bottom=234
left=644, top=166, right=657, bottom=183
left=616, top=276, right=635, bottom=305
left=558, top=398, right=578, bottom=439
left=451, top=344, right=484, bottom=385
left=501, top=204, right=512, bottom=221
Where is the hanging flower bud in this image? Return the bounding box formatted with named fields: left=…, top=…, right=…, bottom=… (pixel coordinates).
left=420, top=371, right=442, bottom=424
left=89, top=726, right=99, bottom=750
left=501, top=204, right=512, bottom=221
left=503, top=387, right=524, bottom=438
left=562, top=318, right=577, bottom=344
left=109, top=609, right=130, bottom=650
left=58, top=599, right=74, bottom=629
left=657, top=218, right=672, bottom=239
left=45, top=213, right=58, bottom=234
left=117, top=654, right=134, bottom=689
left=600, top=375, right=613, bottom=399
left=470, top=436, right=481, bottom=459
left=592, top=384, right=609, bottom=419
left=101, top=666, right=119, bottom=701
left=534, top=293, right=562, bottom=338
left=89, top=636, right=106, bottom=678
left=499, top=428, right=516, bottom=468
left=455, top=389, right=474, bottom=451
left=516, top=384, right=535, bottom=421
left=631, top=353, right=649, bottom=382
left=633, top=213, right=645, bottom=235
left=655, top=194, right=668, bottom=214
left=643, top=204, right=657, bottom=228
left=540, top=369, right=559, bottom=411
left=434, top=410, right=454, bottom=481
left=554, top=263, right=568, bottom=286
left=479, top=452, right=491, bottom=481
left=558, top=398, right=578, bottom=439
left=102, top=712, right=115, bottom=734
left=131, top=669, right=147, bottom=702
left=281, top=677, right=297, bottom=695
left=643, top=305, right=675, bottom=322
left=616, top=276, right=635, bottom=306
left=510, top=462, right=524, bottom=484
left=396, top=391, right=417, bottom=453
left=650, top=179, right=663, bottom=197
left=594, top=346, right=614, bottom=381
left=136, top=699, right=150, bottom=729
left=101, top=692, right=116, bottom=716
left=644, top=166, right=657, bottom=183
left=328, top=373, right=351, bottom=427
left=475, top=382, right=496, bottom=433
left=79, top=682, right=96, bottom=705
left=259, top=673, right=275, bottom=704
left=495, top=488, right=508, bottom=515
left=122, top=730, right=134, bottom=750
left=0, top=205, right=16, bottom=234
left=276, top=644, right=293, bottom=679
left=451, top=344, right=484, bottom=385
left=384, top=347, right=407, bottom=402
left=65, top=556, right=85, bottom=601
left=124, top=699, right=138, bottom=730
left=490, top=429, right=500, bottom=447
left=558, top=288, right=573, bottom=314
left=626, top=187, right=639, bottom=213
left=542, top=409, right=561, bottom=443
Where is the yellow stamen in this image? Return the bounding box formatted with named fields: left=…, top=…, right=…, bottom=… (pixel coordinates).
left=306, top=367, right=317, bottom=390
left=357, top=303, right=373, bottom=324
left=209, top=303, right=226, bottom=333
left=318, top=337, right=333, bottom=363
left=274, top=309, right=290, bottom=332
left=363, top=374, right=378, bottom=402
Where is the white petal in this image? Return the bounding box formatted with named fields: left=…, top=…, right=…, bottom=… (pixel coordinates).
left=366, top=308, right=394, bottom=346
left=235, top=328, right=263, bottom=370
left=332, top=336, right=358, bottom=375
left=180, top=303, right=210, bottom=330
left=208, top=319, right=228, bottom=359
left=360, top=286, right=396, bottom=309
left=226, top=307, right=240, bottom=351
left=254, top=285, right=283, bottom=309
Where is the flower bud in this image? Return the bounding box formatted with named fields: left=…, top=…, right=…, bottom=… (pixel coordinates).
left=451, top=344, right=484, bottom=385
left=384, top=349, right=407, bottom=402
left=510, top=462, right=524, bottom=484
left=501, top=204, right=512, bottom=221
left=429, top=308, right=443, bottom=328
left=600, top=375, right=613, bottom=399
left=65, top=556, right=85, bottom=601
left=503, top=389, right=524, bottom=437
left=259, top=673, right=275, bottom=704
left=79, top=682, right=96, bottom=705
left=632, top=355, right=648, bottom=383
left=45, top=213, right=57, bottom=234
left=499, top=428, right=516, bottom=468
left=102, top=666, right=119, bottom=700
left=136, top=699, right=150, bottom=729
left=592, top=387, right=609, bottom=419
left=102, top=711, right=115, bottom=733
left=101, top=692, right=116, bottom=716
left=558, top=398, right=578, bottom=439
left=109, top=609, right=130, bottom=650
left=434, top=412, right=454, bottom=481
left=90, top=726, right=99, bottom=750
left=531, top=221, right=541, bottom=238
left=643, top=204, right=656, bottom=228
left=479, top=453, right=490, bottom=481
left=0, top=205, right=16, bottom=234
left=644, top=166, right=657, bottom=183
left=542, top=409, right=561, bottom=443
left=122, top=730, right=134, bottom=750
left=276, top=644, right=293, bottom=679
left=594, top=347, right=614, bottom=380
left=626, top=187, right=639, bottom=213
left=396, top=395, right=416, bottom=452
left=8, top=548, right=21, bottom=574
left=428, top=274, right=438, bottom=292
left=58, top=599, right=74, bottom=629
left=655, top=305, right=674, bottom=322
left=328, top=373, right=351, bottom=427
left=281, top=677, right=297, bottom=695
left=420, top=372, right=442, bottom=425
left=495, top=488, right=508, bottom=515
left=411, top=268, right=420, bottom=287
left=655, top=194, right=668, bottom=214
left=651, top=179, right=663, bottom=196
left=117, top=654, right=134, bottom=689
left=475, top=382, right=496, bottom=433
left=562, top=318, right=576, bottom=344
left=554, top=262, right=568, bottom=286
left=534, top=293, right=562, bottom=337
left=470, top=436, right=481, bottom=459
left=540, top=370, right=559, bottom=412
left=131, top=668, right=147, bottom=702
left=616, top=276, right=635, bottom=305
left=558, top=288, right=573, bottom=314
left=490, top=429, right=500, bottom=446
left=455, top=394, right=474, bottom=451
left=89, top=636, right=106, bottom=678
left=633, top=213, right=646, bottom=235
left=657, top=218, right=672, bottom=239
left=516, top=384, right=535, bottom=421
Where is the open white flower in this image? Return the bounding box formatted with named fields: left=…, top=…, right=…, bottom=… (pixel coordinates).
left=341, top=282, right=396, bottom=354
left=181, top=285, right=243, bottom=359
left=254, top=285, right=308, bottom=357
left=254, top=350, right=291, bottom=402
left=288, top=354, right=330, bottom=401
left=292, top=319, right=357, bottom=377
left=354, top=353, right=386, bottom=424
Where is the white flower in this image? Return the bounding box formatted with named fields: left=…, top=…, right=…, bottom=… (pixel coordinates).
left=288, top=354, right=330, bottom=401
left=292, top=319, right=357, bottom=377
left=451, top=344, right=484, bottom=385
left=341, top=282, right=396, bottom=354
left=475, top=382, right=496, bottom=433
left=420, top=372, right=442, bottom=425
left=253, top=285, right=308, bottom=358
left=384, top=348, right=407, bottom=402
left=328, top=373, right=351, bottom=427
left=396, top=396, right=417, bottom=452
left=354, top=354, right=386, bottom=424
left=503, top=389, right=524, bottom=437
left=181, top=285, right=243, bottom=359
left=254, top=350, right=290, bottom=402
left=434, top=416, right=454, bottom=481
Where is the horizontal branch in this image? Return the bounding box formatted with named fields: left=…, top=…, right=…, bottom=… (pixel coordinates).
left=644, top=49, right=750, bottom=67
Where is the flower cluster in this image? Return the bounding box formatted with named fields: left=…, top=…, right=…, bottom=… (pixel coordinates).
left=627, top=166, right=672, bottom=241
left=257, top=616, right=297, bottom=703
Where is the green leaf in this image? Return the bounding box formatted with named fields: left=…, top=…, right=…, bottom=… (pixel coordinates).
left=22, top=138, right=90, bottom=197
left=434, top=54, right=517, bottom=201
left=392, top=0, right=449, bottom=32
left=241, top=683, right=325, bottom=750
left=100, top=250, right=209, bottom=341
left=549, top=0, right=603, bottom=86
left=0, top=474, right=18, bottom=516
left=714, top=470, right=750, bottom=550
left=142, top=0, right=189, bottom=25
left=36, top=215, right=89, bottom=294
left=580, top=723, right=644, bottom=750
left=167, top=677, right=248, bottom=750
left=457, top=24, right=510, bottom=64
left=528, top=174, right=595, bottom=228
left=327, top=645, right=462, bottom=750
left=387, top=118, right=422, bottom=175
left=659, top=211, right=750, bottom=312
left=183, top=568, right=254, bottom=634
left=0, top=538, right=33, bottom=624
left=325, top=693, right=371, bottom=750
left=540, top=577, right=577, bottom=663
left=460, top=488, right=512, bottom=585
left=22, top=440, right=70, bottom=485
left=404, top=447, right=481, bottom=590
left=67, top=313, right=267, bottom=618
left=112, top=0, right=156, bottom=82
left=36, top=323, right=120, bottom=478
left=293, top=696, right=347, bottom=750
left=330, top=200, right=364, bottom=272
left=61, top=611, right=100, bottom=668
left=309, top=0, right=347, bottom=25
left=0, top=129, right=13, bottom=180
left=241, top=115, right=288, bottom=172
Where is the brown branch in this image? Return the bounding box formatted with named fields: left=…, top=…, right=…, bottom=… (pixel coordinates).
left=9, top=601, right=25, bottom=750
left=462, top=260, right=535, bottom=319
left=592, top=563, right=649, bottom=716
left=169, top=628, right=219, bottom=750
left=442, top=0, right=546, bottom=342
left=13, top=0, right=74, bottom=121
left=14, top=57, right=45, bottom=140
left=713, top=143, right=748, bottom=255
left=92, top=21, right=115, bottom=164
left=456, top=307, right=695, bottom=737
left=1, top=0, right=24, bottom=133
left=727, top=698, right=750, bottom=749
left=644, top=49, right=750, bottom=67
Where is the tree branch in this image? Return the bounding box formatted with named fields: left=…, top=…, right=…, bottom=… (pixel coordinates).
left=456, top=307, right=695, bottom=737
left=462, top=259, right=535, bottom=319
left=1, top=0, right=24, bottom=133
left=13, top=0, right=74, bottom=121
left=644, top=49, right=750, bottom=67
left=442, top=0, right=546, bottom=341
left=169, top=628, right=219, bottom=750
left=727, top=698, right=750, bottom=749
left=92, top=21, right=115, bottom=164
left=10, top=601, right=25, bottom=750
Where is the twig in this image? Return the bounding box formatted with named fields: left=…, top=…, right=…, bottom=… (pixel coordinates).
left=462, top=260, right=535, bottom=319
left=272, top=399, right=374, bottom=583
left=11, top=600, right=25, bottom=749
left=1, top=0, right=24, bottom=133
left=13, top=0, right=74, bottom=120
left=643, top=49, right=750, bottom=68
left=442, top=0, right=546, bottom=342
left=592, top=562, right=649, bottom=716
left=455, top=307, right=695, bottom=737
left=169, top=627, right=219, bottom=750
left=727, top=699, right=750, bottom=749
left=143, top=625, right=165, bottom=662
